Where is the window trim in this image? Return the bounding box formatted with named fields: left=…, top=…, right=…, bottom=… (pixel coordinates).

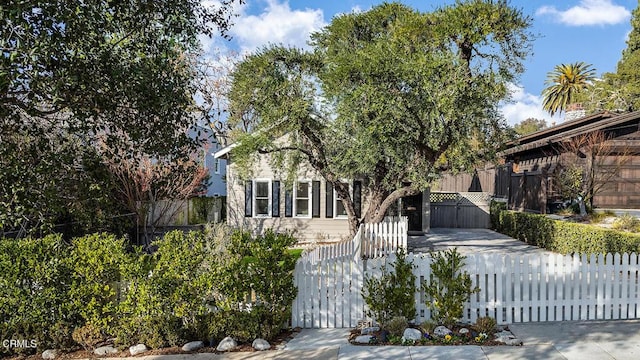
left=333, top=181, right=350, bottom=219
left=293, top=180, right=312, bottom=218
left=253, top=179, right=272, bottom=218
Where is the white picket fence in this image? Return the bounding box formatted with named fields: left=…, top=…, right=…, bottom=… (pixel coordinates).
left=361, top=216, right=407, bottom=259
left=291, top=252, right=640, bottom=328
left=300, top=216, right=408, bottom=264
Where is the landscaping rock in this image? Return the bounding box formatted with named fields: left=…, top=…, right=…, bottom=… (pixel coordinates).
left=181, top=341, right=204, bottom=352
left=402, top=328, right=422, bottom=342
left=495, top=330, right=523, bottom=346
left=434, top=326, right=453, bottom=337
left=361, top=326, right=380, bottom=335
left=216, top=337, right=237, bottom=352
left=42, top=349, right=58, bottom=359
left=354, top=335, right=373, bottom=344
left=129, top=344, right=148, bottom=356
left=94, top=346, right=118, bottom=356
left=459, top=328, right=470, bottom=335
left=252, top=338, right=270, bottom=351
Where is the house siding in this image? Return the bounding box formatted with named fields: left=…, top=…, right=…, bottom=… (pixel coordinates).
left=226, top=155, right=352, bottom=244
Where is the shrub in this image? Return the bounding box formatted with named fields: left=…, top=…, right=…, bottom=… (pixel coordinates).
left=0, top=226, right=298, bottom=353
left=419, top=320, right=437, bottom=335
left=474, top=316, right=496, bottom=334
left=211, top=229, right=298, bottom=341
left=0, top=234, right=73, bottom=355
left=386, top=316, right=409, bottom=337
left=494, top=208, right=640, bottom=254
left=67, top=233, right=136, bottom=335
left=489, top=201, right=507, bottom=230
left=589, top=210, right=616, bottom=224
left=423, top=248, right=479, bottom=327
left=114, top=315, right=185, bottom=349
left=116, top=230, right=215, bottom=347
left=612, top=214, right=640, bottom=232
left=362, top=249, right=417, bottom=327
left=71, top=323, right=105, bottom=350
left=48, top=321, right=76, bottom=351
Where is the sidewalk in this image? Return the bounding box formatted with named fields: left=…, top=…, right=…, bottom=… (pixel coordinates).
left=104, top=320, right=640, bottom=360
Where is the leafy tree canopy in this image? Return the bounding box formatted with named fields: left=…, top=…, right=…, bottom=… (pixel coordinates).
left=513, top=118, right=547, bottom=136
left=0, top=0, right=241, bottom=234
left=615, top=4, right=640, bottom=111
left=228, top=0, right=533, bottom=234
left=575, top=4, right=640, bottom=114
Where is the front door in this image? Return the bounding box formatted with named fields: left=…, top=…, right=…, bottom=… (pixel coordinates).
left=401, top=193, right=423, bottom=233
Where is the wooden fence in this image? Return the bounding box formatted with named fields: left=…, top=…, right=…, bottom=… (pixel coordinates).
left=292, top=252, right=640, bottom=328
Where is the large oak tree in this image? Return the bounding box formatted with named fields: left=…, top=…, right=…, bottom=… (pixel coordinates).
left=228, top=1, right=533, bottom=235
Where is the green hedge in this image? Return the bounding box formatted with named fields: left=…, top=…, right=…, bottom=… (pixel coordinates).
left=491, top=202, right=640, bottom=254
left=0, top=226, right=299, bottom=356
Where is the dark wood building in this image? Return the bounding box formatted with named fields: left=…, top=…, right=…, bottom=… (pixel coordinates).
left=434, top=110, right=640, bottom=213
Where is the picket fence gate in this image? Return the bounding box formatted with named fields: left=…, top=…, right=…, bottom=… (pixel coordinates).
left=291, top=251, right=640, bottom=328
left=301, top=217, right=408, bottom=264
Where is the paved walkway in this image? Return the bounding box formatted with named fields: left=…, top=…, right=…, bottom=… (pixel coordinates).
left=262, top=319, right=640, bottom=359
left=407, top=228, right=553, bottom=255
left=109, top=320, right=640, bottom=359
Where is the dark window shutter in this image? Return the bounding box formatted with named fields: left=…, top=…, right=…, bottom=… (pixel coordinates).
left=312, top=181, right=320, bottom=218
left=285, top=188, right=293, bottom=217
left=244, top=181, right=253, bottom=217
left=272, top=181, right=280, bottom=217
left=353, top=180, right=362, bottom=219
left=325, top=182, right=333, bottom=218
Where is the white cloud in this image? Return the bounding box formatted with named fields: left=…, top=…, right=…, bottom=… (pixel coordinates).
left=199, top=0, right=250, bottom=53
left=536, top=0, right=630, bottom=26
left=230, top=0, right=326, bottom=53
left=500, top=84, right=562, bottom=126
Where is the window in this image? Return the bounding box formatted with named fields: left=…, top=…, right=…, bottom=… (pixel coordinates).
left=294, top=181, right=311, bottom=217
left=334, top=182, right=349, bottom=218
left=254, top=180, right=271, bottom=217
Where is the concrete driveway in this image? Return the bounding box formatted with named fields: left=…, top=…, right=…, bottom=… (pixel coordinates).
left=407, top=228, right=554, bottom=255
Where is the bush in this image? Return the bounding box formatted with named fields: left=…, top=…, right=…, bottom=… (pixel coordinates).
left=116, top=230, right=215, bottom=347
left=474, top=316, right=496, bottom=334
left=423, top=248, right=479, bottom=327
left=115, top=315, right=185, bottom=349
left=0, top=226, right=297, bottom=354
left=612, top=214, right=640, bottom=232
left=494, top=208, right=640, bottom=254
left=386, top=316, right=409, bottom=337
left=489, top=201, right=507, bottom=230
left=362, top=249, right=417, bottom=327
left=211, top=229, right=298, bottom=341
left=0, top=234, right=73, bottom=355
left=67, top=233, right=137, bottom=335
left=419, top=320, right=437, bottom=335
left=71, top=323, right=105, bottom=351
left=589, top=210, right=616, bottom=224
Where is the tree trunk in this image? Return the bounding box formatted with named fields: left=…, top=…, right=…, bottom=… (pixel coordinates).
left=364, top=185, right=421, bottom=224
left=579, top=151, right=594, bottom=217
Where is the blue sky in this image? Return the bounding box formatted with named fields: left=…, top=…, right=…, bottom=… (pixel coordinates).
left=204, top=0, right=637, bottom=126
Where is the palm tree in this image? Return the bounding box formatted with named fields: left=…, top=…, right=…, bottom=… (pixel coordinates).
left=542, top=62, right=596, bottom=116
